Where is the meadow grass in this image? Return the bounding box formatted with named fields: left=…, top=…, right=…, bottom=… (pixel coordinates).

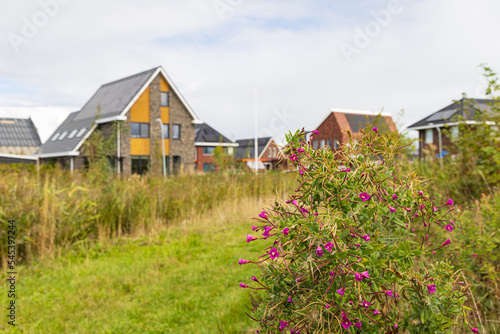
left=0, top=197, right=273, bottom=333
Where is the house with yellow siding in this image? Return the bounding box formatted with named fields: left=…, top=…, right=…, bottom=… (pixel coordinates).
left=38, top=66, right=202, bottom=175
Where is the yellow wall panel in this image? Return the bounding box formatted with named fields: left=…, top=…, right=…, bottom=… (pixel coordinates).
left=130, top=87, right=150, bottom=123
left=162, top=139, right=170, bottom=156
left=161, top=108, right=169, bottom=123
left=160, top=77, right=169, bottom=91
left=131, top=138, right=150, bottom=156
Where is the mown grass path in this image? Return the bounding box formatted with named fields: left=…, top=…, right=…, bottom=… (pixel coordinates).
left=1, top=199, right=269, bottom=333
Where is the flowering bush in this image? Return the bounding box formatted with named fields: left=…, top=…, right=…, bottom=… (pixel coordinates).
left=239, top=129, right=476, bottom=333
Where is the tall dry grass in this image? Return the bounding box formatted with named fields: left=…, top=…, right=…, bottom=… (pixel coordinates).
left=0, top=164, right=295, bottom=267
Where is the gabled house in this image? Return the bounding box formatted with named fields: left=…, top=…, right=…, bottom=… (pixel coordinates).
left=311, top=108, right=398, bottom=150
left=0, top=117, right=40, bottom=164
left=406, top=98, right=495, bottom=159
left=38, top=66, right=202, bottom=175
left=235, top=137, right=283, bottom=171
left=194, top=123, right=238, bottom=172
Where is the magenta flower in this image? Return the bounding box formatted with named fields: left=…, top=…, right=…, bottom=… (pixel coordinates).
left=299, top=169, right=304, bottom=175
left=287, top=296, right=293, bottom=303
left=473, top=254, right=477, bottom=258
left=354, top=321, right=362, bottom=329
left=443, top=239, right=451, bottom=246
left=247, top=234, right=258, bottom=243
left=325, top=242, right=334, bottom=252
left=297, top=148, right=305, bottom=153
left=446, top=198, right=454, bottom=205
left=279, top=321, right=288, bottom=332
left=420, top=204, right=425, bottom=209
left=405, top=207, right=412, bottom=212
left=427, top=284, right=436, bottom=294
left=354, top=271, right=369, bottom=281
left=262, top=226, right=273, bottom=237
left=359, top=192, right=371, bottom=202
left=292, top=199, right=298, bottom=206
left=240, top=283, right=249, bottom=288
left=445, top=224, right=454, bottom=231
left=302, top=208, right=309, bottom=214
left=418, top=190, right=423, bottom=196
left=384, top=290, right=393, bottom=297
left=433, top=206, right=438, bottom=212
left=313, top=212, right=319, bottom=216
left=239, top=259, right=250, bottom=265
left=313, top=130, right=319, bottom=135
left=316, top=245, right=324, bottom=257
left=252, top=276, right=258, bottom=282
left=259, top=211, right=268, bottom=219
left=361, top=271, right=370, bottom=279
left=342, top=168, right=351, bottom=172
left=251, top=225, right=257, bottom=231
left=361, top=301, right=370, bottom=308
left=395, top=323, right=398, bottom=329
left=373, top=309, right=380, bottom=315
left=282, top=227, right=289, bottom=236
left=325, top=304, right=330, bottom=309
left=471, top=328, right=479, bottom=333
left=336, top=287, right=345, bottom=296
left=361, top=234, right=370, bottom=241
left=392, top=194, right=398, bottom=200
left=372, top=126, right=378, bottom=133
left=269, top=247, right=280, bottom=259
left=389, top=206, right=396, bottom=213
left=341, top=319, right=352, bottom=330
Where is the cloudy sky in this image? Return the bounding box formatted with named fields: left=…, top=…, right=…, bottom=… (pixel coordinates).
left=1, top=0, right=500, bottom=143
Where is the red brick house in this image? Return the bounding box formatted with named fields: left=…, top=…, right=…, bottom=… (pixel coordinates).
left=406, top=98, right=494, bottom=159
left=194, top=123, right=238, bottom=172
left=311, top=109, right=398, bottom=150
left=235, top=137, right=283, bottom=171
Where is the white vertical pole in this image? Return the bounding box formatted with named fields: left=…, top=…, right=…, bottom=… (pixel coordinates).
left=117, top=122, right=121, bottom=175
left=157, top=119, right=166, bottom=178
left=254, top=87, right=258, bottom=175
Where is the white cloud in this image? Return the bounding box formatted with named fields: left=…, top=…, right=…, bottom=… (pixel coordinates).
left=1, top=0, right=500, bottom=144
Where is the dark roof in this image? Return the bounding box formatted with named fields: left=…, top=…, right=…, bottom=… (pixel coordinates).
left=0, top=118, right=41, bottom=155
left=407, top=98, right=495, bottom=129
left=344, top=114, right=383, bottom=133
left=38, top=67, right=160, bottom=155
left=235, top=137, right=272, bottom=159
left=194, top=123, right=232, bottom=144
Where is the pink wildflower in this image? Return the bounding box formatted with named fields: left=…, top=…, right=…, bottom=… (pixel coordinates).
left=354, top=321, right=362, bottom=329
left=473, top=254, right=477, bottom=258
left=418, top=190, right=423, bottom=196
left=336, top=287, right=345, bottom=296
left=290, top=154, right=298, bottom=162
left=299, top=169, right=304, bottom=175
left=269, top=247, right=280, bottom=259
left=251, top=225, right=257, bottom=231
left=259, top=211, right=268, bottom=219
left=427, top=284, right=436, bottom=294
left=471, top=328, right=479, bottom=333
left=385, top=290, right=393, bottom=297
left=240, top=283, right=249, bottom=288
left=445, top=224, right=454, bottom=231
left=316, top=245, right=324, bottom=257
left=297, top=148, right=305, bottom=153
left=443, top=239, right=451, bottom=246
left=342, top=168, right=351, bottom=172
left=313, top=130, right=319, bottom=135
left=361, top=234, right=370, bottom=241
left=392, top=194, right=398, bottom=200
left=446, top=198, right=454, bottom=205
left=361, top=301, right=370, bottom=308
left=282, top=227, right=289, bottom=236
left=372, top=126, right=378, bottom=133
left=389, top=206, right=396, bottom=213
left=247, top=234, right=258, bottom=243
left=302, top=208, right=309, bottom=214
left=252, top=276, right=258, bottom=282
left=373, top=309, right=380, bottom=315
left=359, top=192, right=370, bottom=202
left=324, top=242, right=334, bottom=252
left=292, top=199, right=298, bottom=206
left=433, top=206, right=438, bottom=212
left=239, top=259, right=250, bottom=265
left=325, top=304, right=330, bottom=309
left=287, top=296, right=293, bottom=303
left=279, top=321, right=288, bottom=332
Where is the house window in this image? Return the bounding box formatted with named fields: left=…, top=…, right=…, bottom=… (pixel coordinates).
left=172, top=124, right=181, bottom=139
left=326, top=139, right=332, bottom=149
left=320, top=139, right=325, bottom=148
left=162, top=124, right=169, bottom=139
left=425, top=129, right=433, bottom=144
left=131, top=156, right=149, bottom=175
left=173, top=156, right=181, bottom=174
left=313, top=140, right=318, bottom=150
left=203, top=146, right=215, bottom=155
left=59, top=131, right=68, bottom=140
left=76, top=128, right=86, bottom=137
left=51, top=133, right=60, bottom=141
left=451, top=126, right=459, bottom=139
left=334, top=140, right=339, bottom=150
left=131, top=122, right=150, bottom=138
left=203, top=163, right=215, bottom=173
left=161, top=92, right=169, bottom=107
left=68, top=130, right=78, bottom=139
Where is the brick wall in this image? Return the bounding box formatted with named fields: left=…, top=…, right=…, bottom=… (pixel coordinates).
left=169, top=86, right=195, bottom=174
left=195, top=146, right=215, bottom=172
left=315, top=113, right=347, bottom=150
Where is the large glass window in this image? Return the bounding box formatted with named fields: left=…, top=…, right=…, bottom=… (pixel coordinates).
left=172, top=124, right=181, bottom=139
left=451, top=126, right=459, bottom=139
left=203, top=146, right=215, bottom=155
left=313, top=140, right=318, bottom=150
left=425, top=129, right=433, bottom=144
left=131, top=156, right=149, bottom=175
left=161, top=92, right=169, bottom=107
left=162, top=124, right=169, bottom=139
left=203, top=163, right=215, bottom=173
left=173, top=156, right=181, bottom=174
left=131, top=122, right=150, bottom=138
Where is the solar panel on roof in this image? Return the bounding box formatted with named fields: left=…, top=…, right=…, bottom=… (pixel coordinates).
left=427, top=109, right=457, bottom=122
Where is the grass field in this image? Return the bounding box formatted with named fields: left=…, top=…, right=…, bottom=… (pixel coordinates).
left=0, top=198, right=272, bottom=333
